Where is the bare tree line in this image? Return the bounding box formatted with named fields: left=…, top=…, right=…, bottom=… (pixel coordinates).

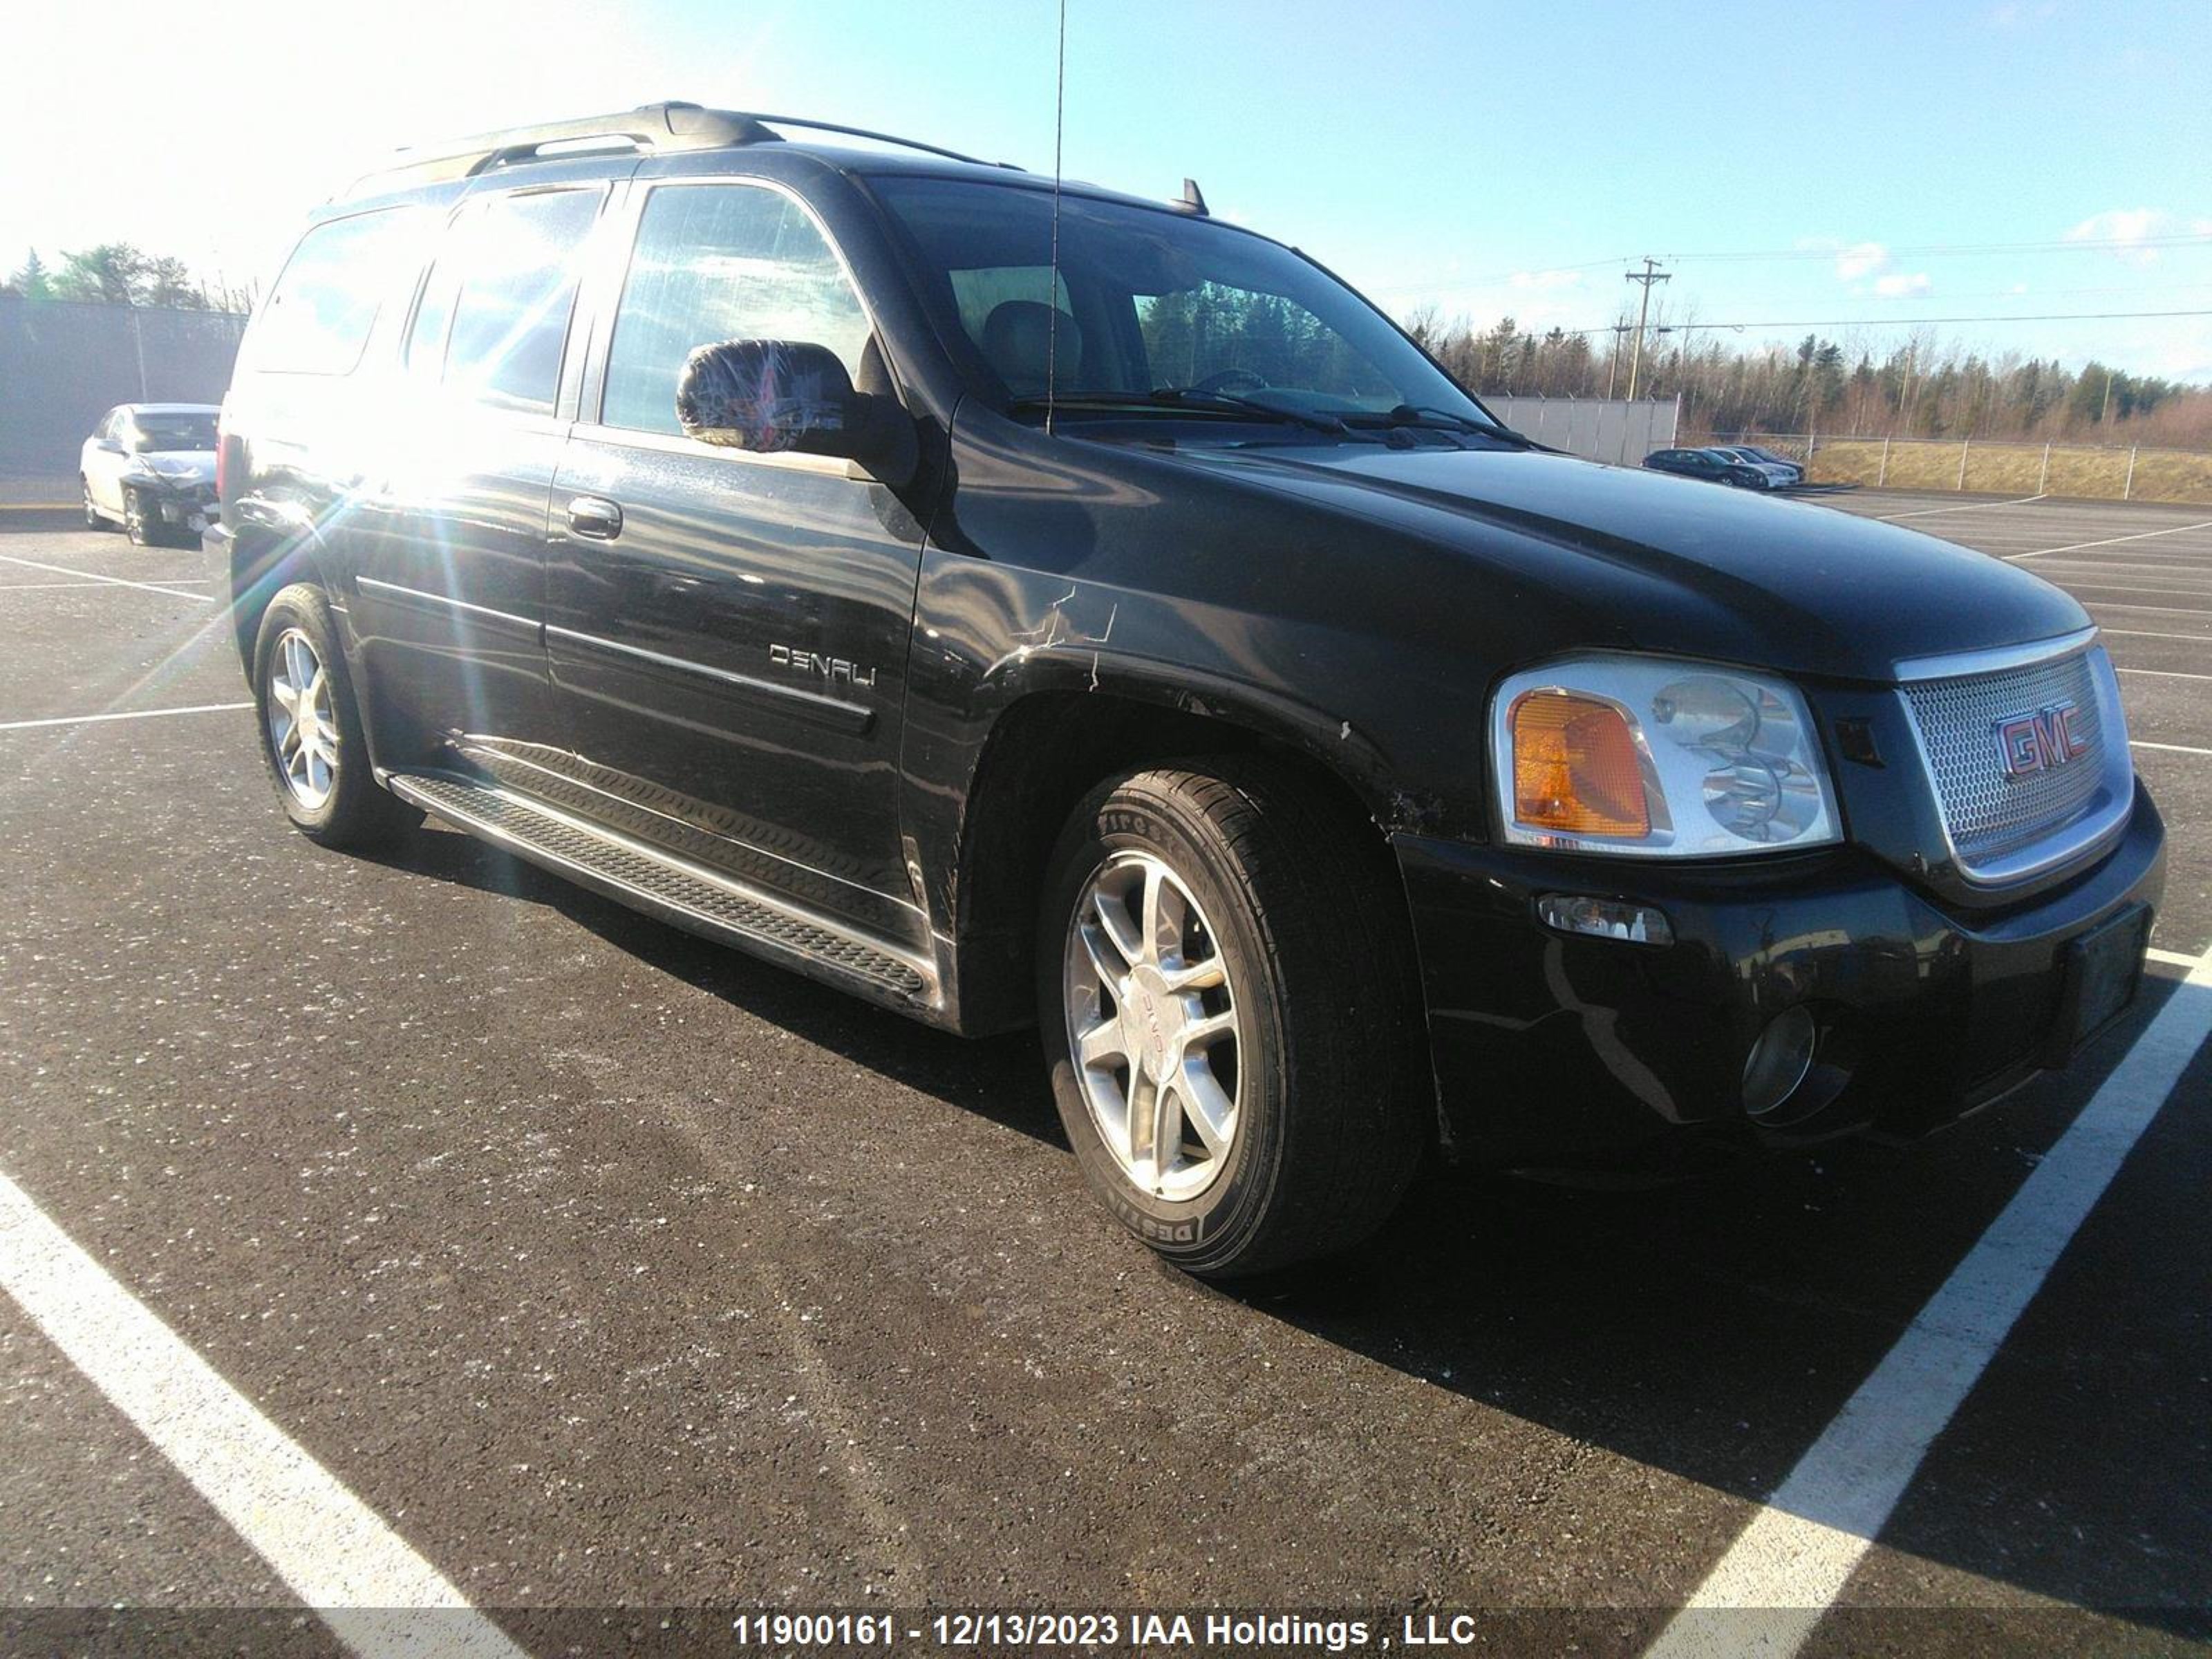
left=1405, top=307, right=2212, bottom=451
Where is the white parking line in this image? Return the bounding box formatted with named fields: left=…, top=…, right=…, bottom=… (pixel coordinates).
left=0, top=1167, right=526, bottom=1658
left=0, top=552, right=214, bottom=599
left=2149, top=947, right=2201, bottom=969
left=2007, top=519, right=2212, bottom=561
left=0, top=701, right=252, bottom=733
left=2117, top=667, right=2212, bottom=682
left=1644, top=940, right=2212, bottom=1659
left=2101, top=628, right=2212, bottom=642
left=2131, top=740, right=2212, bottom=757
left=1877, top=494, right=2045, bottom=521
left=0, top=578, right=214, bottom=591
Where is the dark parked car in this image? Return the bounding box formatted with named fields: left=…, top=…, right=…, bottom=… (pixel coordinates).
left=1643, top=446, right=1784, bottom=489
left=1724, top=443, right=1808, bottom=480
left=212, top=103, right=2164, bottom=1277
left=80, top=403, right=220, bottom=545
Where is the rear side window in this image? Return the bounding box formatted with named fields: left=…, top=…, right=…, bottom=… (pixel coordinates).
left=600, top=183, right=872, bottom=435
left=410, top=188, right=601, bottom=415
left=247, top=207, right=420, bottom=376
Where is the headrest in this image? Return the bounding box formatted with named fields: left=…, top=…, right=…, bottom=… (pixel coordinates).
left=980, top=299, right=1082, bottom=397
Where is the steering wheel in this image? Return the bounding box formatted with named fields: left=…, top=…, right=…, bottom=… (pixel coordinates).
left=1192, top=366, right=1270, bottom=394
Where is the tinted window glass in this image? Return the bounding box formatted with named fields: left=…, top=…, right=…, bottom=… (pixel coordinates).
left=132, top=412, right=218, bottom=451
left=418, top=189, right=601, bottom=415
left=873, top=177, right=1492, bottom=424
left=247, top=208, right=420, bottom=376
left=948, top=265, right=1071, bottom=344
left=601, top=184, right=872, bottom=435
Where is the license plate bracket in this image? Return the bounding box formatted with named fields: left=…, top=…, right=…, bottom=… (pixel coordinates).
left=2045, top=904, right=2150, bottom=1065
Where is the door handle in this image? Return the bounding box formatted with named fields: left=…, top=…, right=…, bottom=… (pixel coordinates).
left=565, top=495, right=624, bottom=541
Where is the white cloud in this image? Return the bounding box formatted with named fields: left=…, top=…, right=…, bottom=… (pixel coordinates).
left=2064, top=207, right=2183, bottom=265
left=1835, top=241, right=1888, bottom=280
left=1873, top=272, right=1933, bottom=298
left=1508, top=269, right=1584, bottom=291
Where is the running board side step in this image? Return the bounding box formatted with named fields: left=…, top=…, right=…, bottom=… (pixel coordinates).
left=386, top=771, right=937, bottom=1012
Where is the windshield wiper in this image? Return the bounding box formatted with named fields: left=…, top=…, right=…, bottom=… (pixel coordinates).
left=1008, top=390, right=1360, bottom=438
left=1345, top=404, right=1535, bottom=447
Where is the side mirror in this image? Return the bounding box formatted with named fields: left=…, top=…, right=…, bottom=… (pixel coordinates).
left=97, top=438, right=125, bottom=454
left=675, top=339, right=913, bottom=484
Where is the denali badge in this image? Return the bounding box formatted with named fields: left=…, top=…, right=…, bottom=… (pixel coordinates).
left=1994, top=702, right=2086, bottom=778
left=769, top=643, right=877, bottom=688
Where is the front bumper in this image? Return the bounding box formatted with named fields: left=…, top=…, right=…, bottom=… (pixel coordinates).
left=126, top=476, right=218, bottom=531
left=1394, top=785, right=2166, bottom=1172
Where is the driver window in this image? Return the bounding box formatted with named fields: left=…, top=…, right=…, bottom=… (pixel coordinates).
left=600, top=183, right=873, bottom=437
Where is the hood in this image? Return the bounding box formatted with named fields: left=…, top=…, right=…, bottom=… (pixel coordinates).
left=128, top=449, right=216, bottom=484
left=1175, top=444, right=2088, bottom=684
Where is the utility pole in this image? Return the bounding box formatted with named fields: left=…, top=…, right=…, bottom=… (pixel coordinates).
left=1604, top=321, right=1631, bottom=400
left=1624, top=258, right=1671, bottom=401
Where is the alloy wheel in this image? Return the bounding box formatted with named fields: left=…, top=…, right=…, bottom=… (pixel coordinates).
left=1062, top=850, right=1242, bottom=1201
left=265, top=628, right=338, bottom=809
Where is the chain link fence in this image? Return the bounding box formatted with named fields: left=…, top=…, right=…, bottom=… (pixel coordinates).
left=1723, top=431, right=2212, bottom=507
left=1, top=297, right=247, bottom=503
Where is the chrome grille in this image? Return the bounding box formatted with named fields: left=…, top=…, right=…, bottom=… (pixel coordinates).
left=1903, top=648, right=2106, bottom=869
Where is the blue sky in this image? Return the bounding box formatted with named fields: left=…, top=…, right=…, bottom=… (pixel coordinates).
left=9, top=0, right=2211, bottom=378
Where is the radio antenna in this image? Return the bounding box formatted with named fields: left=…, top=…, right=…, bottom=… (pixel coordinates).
left=1045, top=0, right=1067, bottom=435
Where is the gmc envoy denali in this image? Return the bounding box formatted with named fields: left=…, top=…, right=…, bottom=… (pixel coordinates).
left=212, top=103, right=2165, bottom=1277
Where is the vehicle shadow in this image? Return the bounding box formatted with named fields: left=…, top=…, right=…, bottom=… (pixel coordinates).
left=364, top=821, right=1062, bottom=1150
left=365, top=823, right=2206, bottom=1633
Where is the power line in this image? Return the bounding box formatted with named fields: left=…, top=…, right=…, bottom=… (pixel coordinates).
left=1677, top=233, right=2212, bottom=263
left=1551, top=306, right=2212, bottom=338
left=1423, top=233, right=2212, bottom=291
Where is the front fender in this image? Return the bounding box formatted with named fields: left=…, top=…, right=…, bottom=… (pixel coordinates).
left=910, top=553, right=1423, bottom=834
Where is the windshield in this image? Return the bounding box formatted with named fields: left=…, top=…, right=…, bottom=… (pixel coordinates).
left=132, top=413, right=217, bottom=451
left=871, top=177, right=1495, bottom=429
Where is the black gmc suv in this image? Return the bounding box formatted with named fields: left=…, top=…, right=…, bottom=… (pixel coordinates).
left=212, top=103, right=2165, bottom=1277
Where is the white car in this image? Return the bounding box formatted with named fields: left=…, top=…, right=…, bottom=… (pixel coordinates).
left=80, top=403, right=221, bottom=545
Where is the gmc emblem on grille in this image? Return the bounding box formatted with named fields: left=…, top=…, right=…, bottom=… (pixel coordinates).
left=1994, top=702, right=2087, bottom=778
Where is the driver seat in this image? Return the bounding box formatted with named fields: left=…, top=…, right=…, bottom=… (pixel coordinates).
left=980, top=300, right=1082, bottom=398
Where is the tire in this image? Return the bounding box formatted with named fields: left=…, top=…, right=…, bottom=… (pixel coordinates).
left=122, top=485, right=152, bottom=545
left=1037, top=756, right=1428, bottom=1279
left=82, top=477, right=107, bottom=530
left=251, top=582, right=421, bottom=850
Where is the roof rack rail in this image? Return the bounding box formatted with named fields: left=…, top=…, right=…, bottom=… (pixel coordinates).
left=341, top=102, right=776, bottom=197
left=739, top=113, right=1023, bottom=171
left=339, top=100, right=1020, bottom=199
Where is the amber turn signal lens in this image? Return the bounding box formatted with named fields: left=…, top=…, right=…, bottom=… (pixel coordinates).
left=1510, top=691, right=1650, bottom=836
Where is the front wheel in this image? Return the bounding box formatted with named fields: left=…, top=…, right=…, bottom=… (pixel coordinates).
left=1038, top=758, right=1428, bottom=1279
left=252, top=583, right=421, bottom=850
left=122, top=485, right=153, bottom=545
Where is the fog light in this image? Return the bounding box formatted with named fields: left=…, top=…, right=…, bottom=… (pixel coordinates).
left=1743, top=1006, right=1818, bottom=1119
left=1536, top=893, right=1673, bottom=946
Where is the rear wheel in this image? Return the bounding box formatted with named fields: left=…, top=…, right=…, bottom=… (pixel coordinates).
left=1038, top=757, right=1428, bottom=1279
left=81, top=477, right=107, bottom=529
left=251, top=583, right=420, bottom=850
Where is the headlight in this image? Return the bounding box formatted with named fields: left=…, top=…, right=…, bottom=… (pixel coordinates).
left=1490, top=655, right=1841, bottom=856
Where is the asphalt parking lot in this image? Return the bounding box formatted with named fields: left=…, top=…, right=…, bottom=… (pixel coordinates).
left=0, top=492, right=2206, bottom=1656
